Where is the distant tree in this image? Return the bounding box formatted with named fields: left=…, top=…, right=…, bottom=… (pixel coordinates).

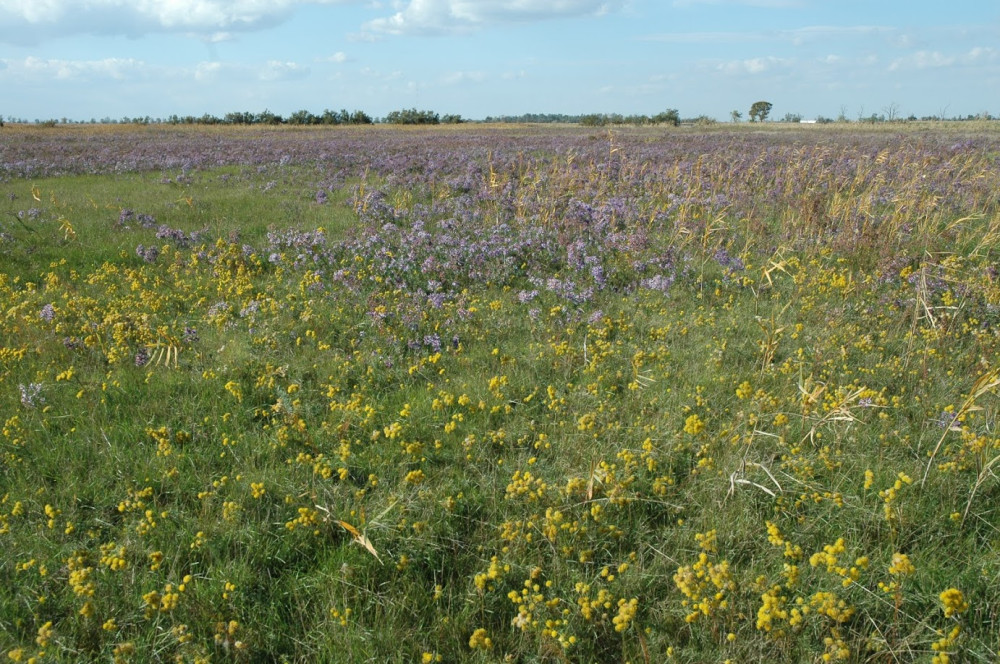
left=730, top=110, right=742, bottom=123
left=255, top=109, right=283, bottom=125
left=441, top=114, right=464, bottom=124
left=883, top=103, right=900, bottom=122
left=224, top=111, right=254, bottom=125
left=349, top=110, right=373, bottom=125
left=781, top=112, right=802, bottom=123
left=749, top=101, right=772, bottom=122
left=288, top=109, right=319, bottom=125
left=485, top=113, right=580, bottom=123
left=651, top=109, right=680, bottom=126
left=385, top=108, right=439, bottom=124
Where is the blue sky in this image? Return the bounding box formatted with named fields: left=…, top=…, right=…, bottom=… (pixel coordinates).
left=1, top=0, right=997, bottom=122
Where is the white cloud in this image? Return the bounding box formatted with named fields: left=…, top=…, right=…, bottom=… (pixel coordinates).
left=889, top=46, right=998, bottom=71
left=716, top=55, right=793, bottom=75
left=0, top=0, right=352, bottom=44
left=321, top=51, right=350, bottom=63
left=0, top=55, right=147, bottom=81
left=643, top=25, right=894, bottom=46
left=966, top=46, right=999, bottom=63
left=194, top=61, right=226, bottom=81
left=260, top=59, right=310, bottom=80
left=0, top=0, right=634, bottom=42
left=0, top=54, right=314, bottom=87
left=441, top=70, right=486, bottom=85
left=362, top=0, right=625, bottom=36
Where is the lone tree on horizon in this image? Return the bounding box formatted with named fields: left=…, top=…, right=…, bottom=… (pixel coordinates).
left=749, top=101, right=773, bottom=122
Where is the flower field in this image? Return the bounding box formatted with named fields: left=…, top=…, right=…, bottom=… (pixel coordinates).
left=3, top=123, right=1000, bottom=662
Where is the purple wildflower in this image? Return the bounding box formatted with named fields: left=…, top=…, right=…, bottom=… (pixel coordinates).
left=423, top=333, right=442, bottom=353
left=714, top=248, right=745, bottom=272
left=207, top=301, right=231, bottom=319
left=136, top=244, right=160, bottom=263
left=640, top=274, right=675, bottom=293
left=518, top=290, right=539, bottom=304
left=239, top=300, right=261, bottom=318
left=935, top=410, right=959, bottom=430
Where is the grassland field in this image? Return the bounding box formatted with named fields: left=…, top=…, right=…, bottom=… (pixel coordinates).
left=2, top=122, right=1000, bottom=663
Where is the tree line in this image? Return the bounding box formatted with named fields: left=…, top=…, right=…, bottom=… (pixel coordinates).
left=4, top=104, right=995, bottom=127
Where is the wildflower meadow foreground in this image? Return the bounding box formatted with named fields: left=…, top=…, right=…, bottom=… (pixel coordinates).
left=3, top=123, right=1000, bottom=662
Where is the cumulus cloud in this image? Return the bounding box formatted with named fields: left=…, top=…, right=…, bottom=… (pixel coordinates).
left=441, top=70, right=486, bottom=85
left=0, top=0, right=350, bottom=44
left=362, top=0, right=625, bottom=36
left=0, top=56, right=147, bottom=81
left=1, top=0, right=627, bottom=43
left=0, top=55, right=312, bottom=87
left=193, top=61, right=227, bottom=81
left=316, top=51, right=350, bottom=63
left=888, top=46, right=998, bottom=71
left=716, top=55, right=793, bottom=75
left=260, top=59, right=310, bottom=80
left=191, top=59, right=309, bottom=81
left=643, top=25, right=894, bottom=46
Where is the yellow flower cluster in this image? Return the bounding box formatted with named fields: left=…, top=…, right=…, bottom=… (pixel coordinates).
left=939, top=588, right=968, bottom=618
left=674, top=532, right=734, bottom=624
left=467, top=628, right=493, bottom=650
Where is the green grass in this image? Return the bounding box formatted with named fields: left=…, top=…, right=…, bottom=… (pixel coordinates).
left=3, top=125, right=1000, bottom=663
left=0, top=166, right=357, bottom=282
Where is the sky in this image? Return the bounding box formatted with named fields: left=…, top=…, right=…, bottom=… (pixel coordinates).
left=1, top=0, right=998, bottom=122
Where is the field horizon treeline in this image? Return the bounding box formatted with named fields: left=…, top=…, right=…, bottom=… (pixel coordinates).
left=3, top=123, right=1000, bottom=662
left=3, top=104, right=997, bottom=128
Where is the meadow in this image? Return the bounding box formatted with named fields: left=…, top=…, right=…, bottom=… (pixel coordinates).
left=2, top=122, right=1000, bottom=663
